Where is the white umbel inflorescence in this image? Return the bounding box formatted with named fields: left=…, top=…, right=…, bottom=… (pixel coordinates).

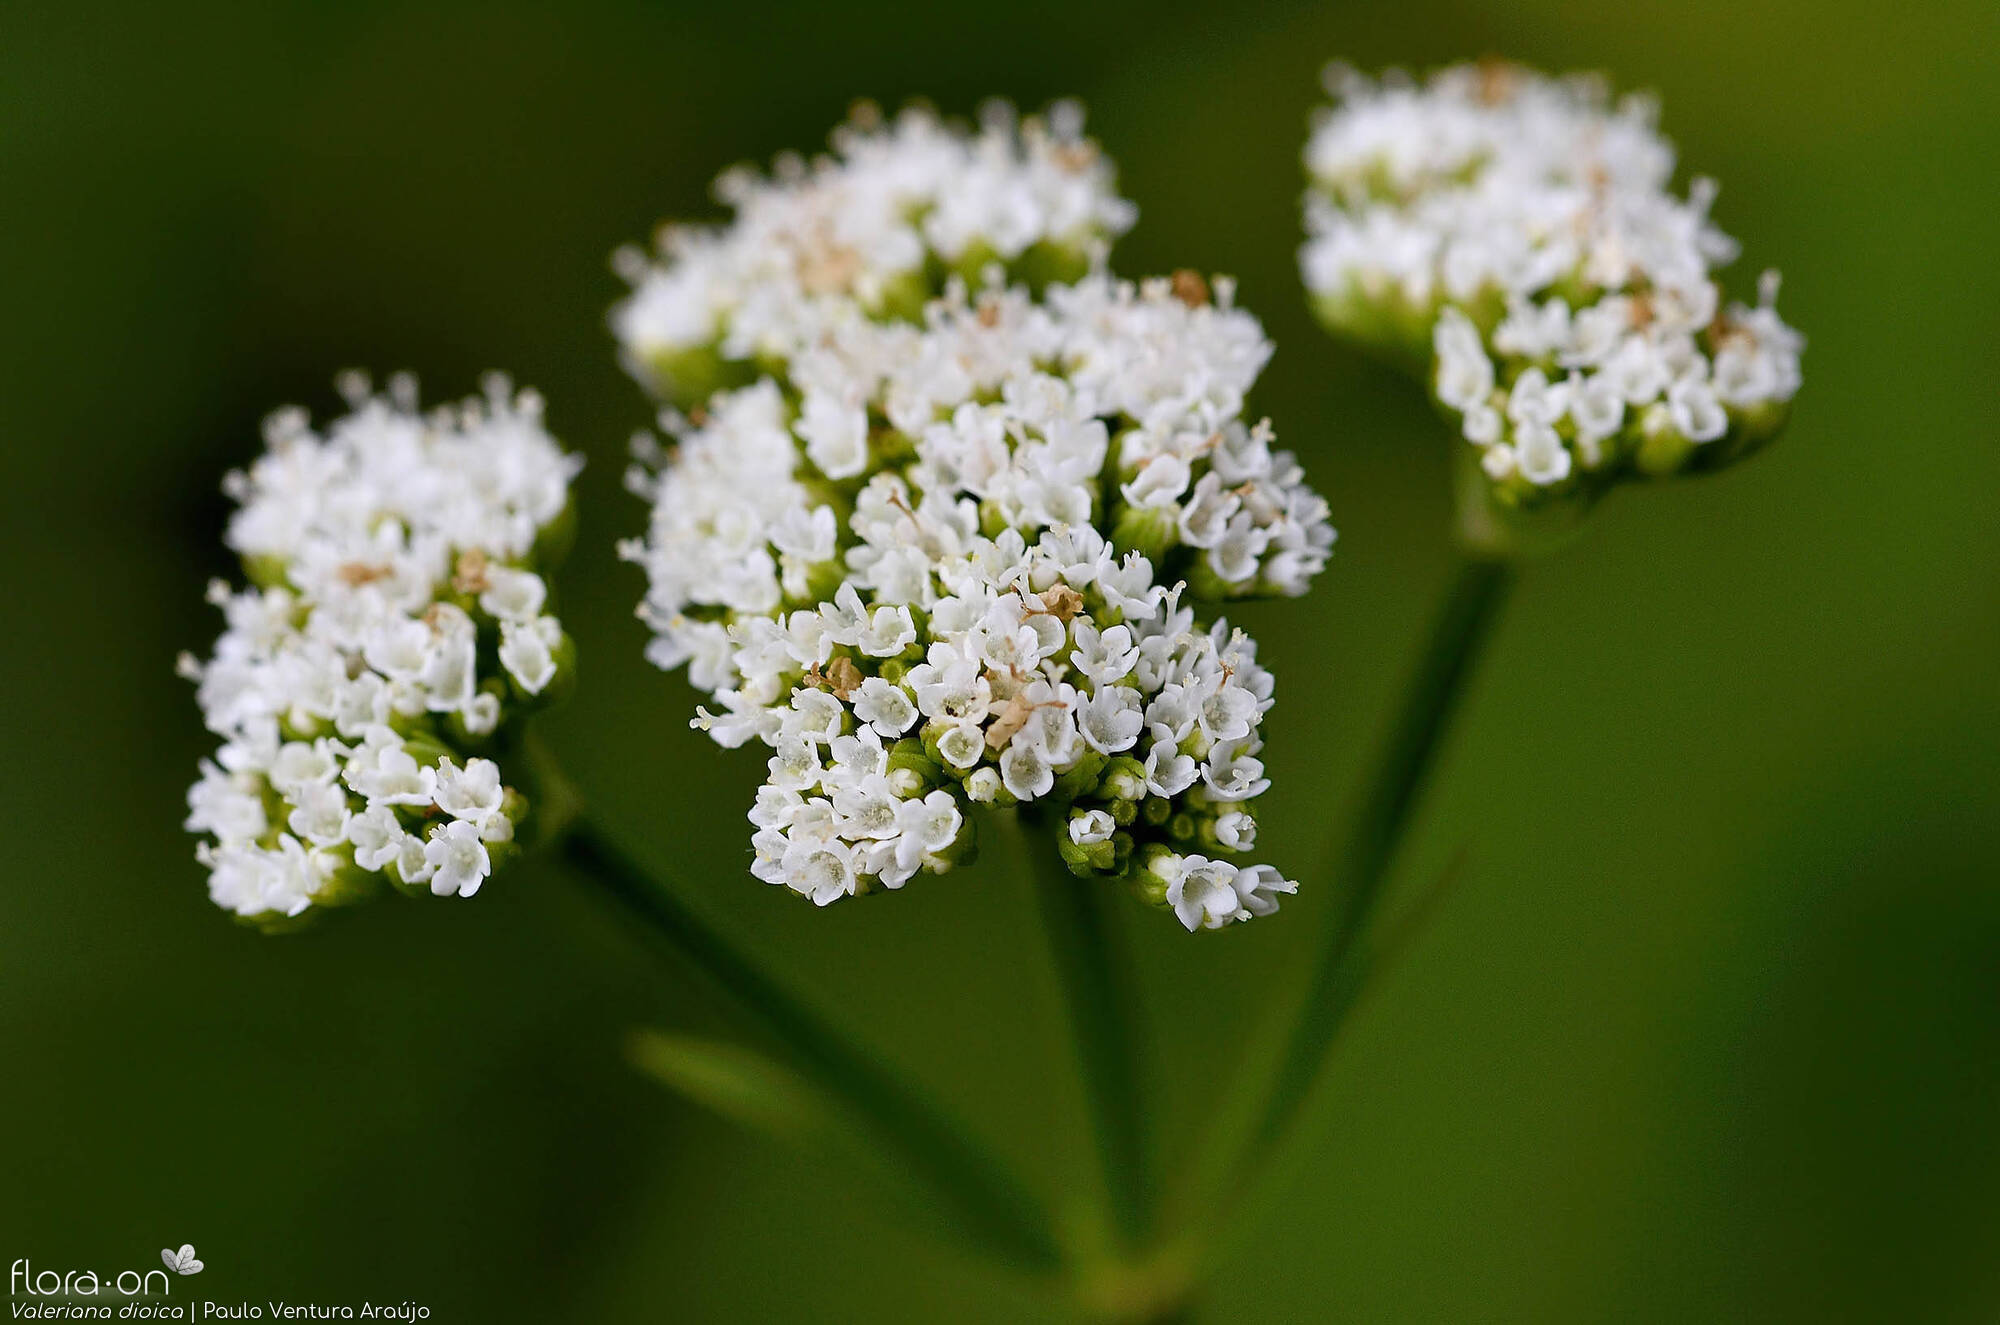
left=180, top=374, right=582, bottom=926
left=1301, top=61, right=1803, bottom=503
left=621, top=198, right=1333, bottom=929
left=611, top=101, right=1138, bottom=410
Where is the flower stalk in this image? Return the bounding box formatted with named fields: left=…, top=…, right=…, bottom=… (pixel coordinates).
left=1204, top=554, right=1513, bottom=1198
left=1016, top=810, right=1156, bottom=1250
left=561, top=811, right=1064, bottom=1275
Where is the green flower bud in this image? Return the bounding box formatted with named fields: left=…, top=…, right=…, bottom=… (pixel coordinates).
left=887, top=737, right=941, bottom=790
left=1101, top=756, right=1148, bottom=804
left=1052, top=749, right=1107, bottom=801
left=1129, top=844, right=1179, bottom=909
left=642, top=341, right=758, bottom=415
left=1111, top=504, right=1178, bottom=564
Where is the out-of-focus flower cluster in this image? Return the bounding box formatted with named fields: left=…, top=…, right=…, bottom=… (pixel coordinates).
left=612, top=100, right=1137, bottom=412
left=1301, top=61, right=1803, bottom=510
left=181, top=374, right=581, bottom=927
left=618, top=105, right=1334, bottom=931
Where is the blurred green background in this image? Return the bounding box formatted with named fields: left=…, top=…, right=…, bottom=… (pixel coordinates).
left=5, top=0, right=1997, bottom=1319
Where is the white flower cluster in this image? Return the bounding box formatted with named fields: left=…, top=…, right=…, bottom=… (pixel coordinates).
left=611, top=101, right=1138, bottom=409
left=181, top=374, right=582, bottom=926
left=1301, top=61, right=1803, bottom=504
left=623, top=245, right=1333, bottom=928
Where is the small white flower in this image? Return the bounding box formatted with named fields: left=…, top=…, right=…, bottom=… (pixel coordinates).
left=461, top=690, right=502, bottom=737
left=1070, top=621, right=1139, bottom=685
left=365, top=617, right=435, bottom=682
left=285, top=780, right=352, bottom=848
left=184, top=761, right=268, bottom=843
left=1077, top=686, right=1145, bottom=755
left=479, top=567, right=548, bottom=621
left=1214, top=810, right=1257, bottom=851
left=1142, top=724, right=1198, bottom=798
left=1202, top=740, right=1271, bottom=802
left=1069, top=808, right=1115, bottom=846
left=893, top=790, right=963, bottom=871
left=1232, top=863, right=1297, bottom=918
left=434, top=757, right=507, bottom=831
left=857, top=604, right=917, bottom=658
left=964, top=767, right=1004, bottom=804
left=1512, top=421, right=1573, bottom=486
left=1000, top=740, right=1056, bottom=802
left=259, top=835, right=332, bottom=917
left=346, top=805, right=409, bottom=872
left=267, top=739, right=340, bottom=799
left=935, top=720, right=987, bottom=771
left=1667, top=374, right=1729, bottom=443
left=797, top=393, right=873, bottom=480
left=1166, top=855, right=1243, bottom=932
left=423, top=820, right=492, bottom=898
left=499, top=616, right=562, bottom=695
left=852, top=677, right=918, bottom=736
left=787, top=688, right=847, bottom=744
left=783, top=839, right=858, bottom=907
left=343, top=731, right=438, bottom=806
left=393, top=835, right=433, bottom=886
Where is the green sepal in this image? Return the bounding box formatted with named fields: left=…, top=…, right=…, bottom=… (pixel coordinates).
left=1128, top=844, right=1177, bottom=909
left=444, top=678, right=511, bottom=749
left=874, top=268, right=933, bottom=324
left=1110, top=504, right=1177, bottom=564
left=531, top=495, right=579, bottom=573
left=1052, top=749, right=1107, bottom=801
left=802, top=558, right=849, bottom=605
left=241, top=553, right=292, bottom=591
left=1185, top=556, right=1243, bottom=602
left=887, top=737, right=941, bottom=787
left=1099, top=756, right=1147, bottom=803
left=313, top=856, right=383, bottom=909
left=1633, top=418, right=1697, bottom=478
left=1451, top=442, right=1599, bottom=560
left=402, top=732, right=457, bottom=771
left=1006, top=238, right=1092, bottom=295
left=239, top=907, right=320, bottom=936
left=644, top=341, right=757, bottom=414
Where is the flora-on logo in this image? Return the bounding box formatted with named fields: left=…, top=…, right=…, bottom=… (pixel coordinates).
left=161, top=1245, right=204, bottom=1276
left=10, top=1249, right=186, bottom=1298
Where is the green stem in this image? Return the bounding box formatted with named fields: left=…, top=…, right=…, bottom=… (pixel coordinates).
left=563, top=812, right=1063, bottom=1273
left=1249, top=555, right=1513, bottom=1156
left=1018, top=816, right=1155, bottom=1250
left=1182, top=849, right=1478, bottom=1278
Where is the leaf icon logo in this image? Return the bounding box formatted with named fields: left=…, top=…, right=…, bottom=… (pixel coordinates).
left=161, top=1245, right=204, bottom=1275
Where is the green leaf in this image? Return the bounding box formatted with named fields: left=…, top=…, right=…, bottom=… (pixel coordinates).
left=626, top=1028, right=829, bottom=1144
